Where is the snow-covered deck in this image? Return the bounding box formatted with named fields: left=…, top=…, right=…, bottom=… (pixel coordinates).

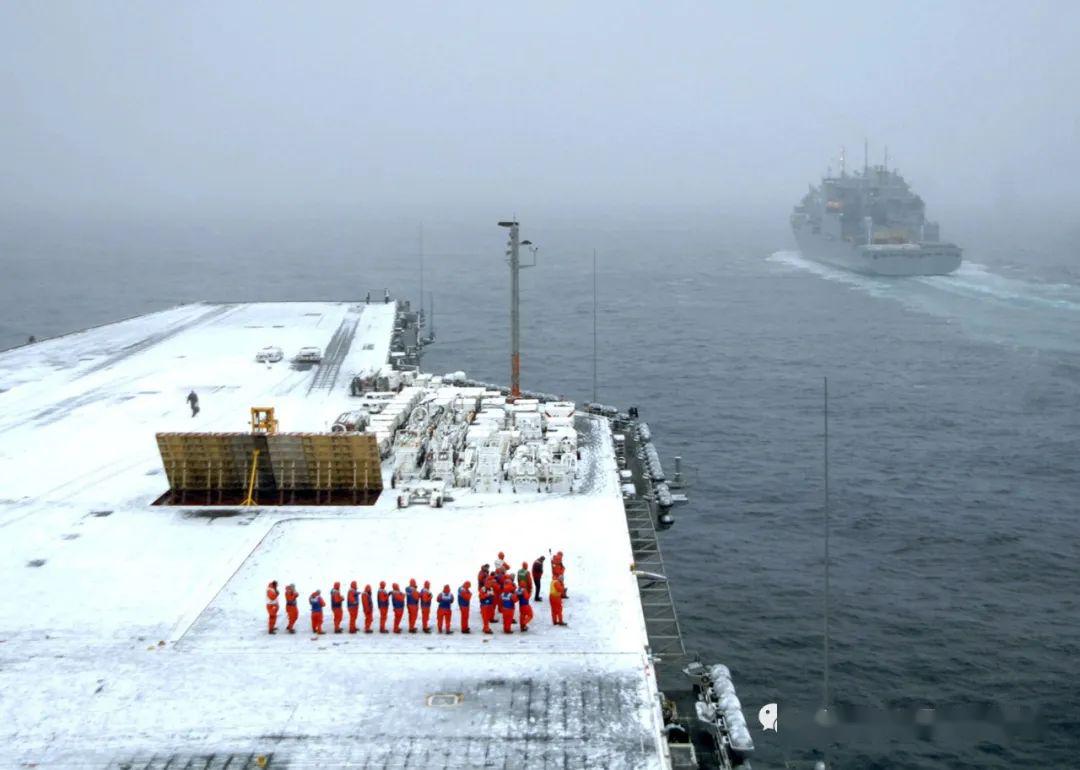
left=0, top=303, right=664, bottom=768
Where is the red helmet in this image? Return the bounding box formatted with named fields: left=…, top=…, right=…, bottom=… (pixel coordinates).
left=410, top=578, right=417, bottom=587
left=392, top=582, right=400, bottom=590
left=522, top=561, right=528, bottom=568
left=334, top=581, right=340, bottom=589
left=364, top=584, right=372, bottom=592
left=424, top=580, right=430, bottom=588
left=379, top=580, right=386, bottom=589
left=464, top=581, right=471, bottom=588
left=350, top=580, right=357, bottom=589
left=443, top=584, right=451, bottom=592
left=498, top=551, right=505, bottom=559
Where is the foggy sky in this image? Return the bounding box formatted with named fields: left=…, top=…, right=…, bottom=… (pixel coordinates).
left=2, top=2, right=1078, bottom=223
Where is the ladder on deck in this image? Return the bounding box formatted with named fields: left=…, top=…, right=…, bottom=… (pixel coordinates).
left=624, top=497, right=686, bottom=658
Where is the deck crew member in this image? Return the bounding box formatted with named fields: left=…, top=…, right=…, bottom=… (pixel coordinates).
left=477, top=564, right=490, bottom=590
left=457, top=581, right=472, bottom=633
left=347, top=581, right=360, bottom=634
left=406, top=578, right=420, bottom=633
left=284, top=583, right=299, bottom=633
left=330, top=581, right=344, bottom=633
left=391, top=582, right=406, bottom=633
left=500, top=580, right=517, bottom=634
left=362, top=584, right=374, bottom=633
left=531, top=556, right=545, bottom=602
left=552, top=551, right=566, bottom=597
left=309, top=589, right=326, bottom=634
left=265, top=580, right=279, bottom=634
left=186, top=390, right=200, bottom=417
left=494, top=551, right=507, bottom=572
left=479, top=584, right=495, bottom=634
left=517, top=562, right=533, bottom=597
left=517, top=579, right=534, bottom=632
left=420, top=581, right=433, bottom=633
left=377, top=581, right=390, bottom=633
left=549, top=576, right=566, bottom=626
left=436, top=584, right=455, bottom=633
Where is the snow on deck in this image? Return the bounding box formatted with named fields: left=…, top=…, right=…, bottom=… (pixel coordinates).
left=0, top=303, right=664, bottom=769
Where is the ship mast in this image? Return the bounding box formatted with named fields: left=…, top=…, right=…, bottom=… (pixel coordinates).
left=499, top=219, right=536, bottom=399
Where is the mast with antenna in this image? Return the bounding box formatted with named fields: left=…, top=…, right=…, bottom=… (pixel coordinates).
left=820, top=376, right=832, bottom=768
left=840, top=146, right=846, bottom=177
left=592, top=248, right=598, bottom=403
left=498, top=219, right=536, bottom=400
left=863, top=138, right=869, bottom=176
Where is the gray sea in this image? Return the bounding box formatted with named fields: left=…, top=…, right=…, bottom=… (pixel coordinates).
left=2, top=213, right=1078, bottom=768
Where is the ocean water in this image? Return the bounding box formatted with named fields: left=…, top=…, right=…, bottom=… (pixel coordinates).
left=1, top=216, right=1078, bottom=768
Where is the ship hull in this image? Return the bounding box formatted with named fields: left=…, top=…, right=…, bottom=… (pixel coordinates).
left=793, top=227, right=961, bottom=276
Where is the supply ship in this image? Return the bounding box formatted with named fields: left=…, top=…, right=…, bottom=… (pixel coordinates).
left=0, top=222, right=753, bottom=769
left=791, top=148, right=962, bottom=276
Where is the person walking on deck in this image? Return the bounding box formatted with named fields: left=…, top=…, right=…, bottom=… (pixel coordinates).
left=436, top=585, right=454, bottom=633
left=457, top=581, right=472, bottom=633
left=284, top=583, right=299, bottom=633
left=186, top=390, right=200, bottom=417
left=265, top=580, right=279, bottom=634
left=309, top=589, right=326, bottom=634
left=531, top=556, right=545, bottom=602
left=346, top=581, right=360, bottom=634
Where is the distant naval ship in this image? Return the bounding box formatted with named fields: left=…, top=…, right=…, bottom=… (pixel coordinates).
left=791, top=146, right=962, bottom=276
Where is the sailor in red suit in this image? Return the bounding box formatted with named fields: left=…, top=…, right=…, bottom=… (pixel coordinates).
left=377, top=581, right=390, bottom=633
left=265, top=580, right=279, bottom=634
left=362, top=584, right=374, bottom=633
left=436, top=584, right=454, bottom=633
left=499, top=580, right=517, bottom=634
left=309, top=589, right=326, bottom=634
left=516, top=579, right=533, bottom=632
left=419, top=580, right=433, bottom=633
left=457, top=581, right=472, bottom=634
left=391, top=583, right=406, bottom=633
left=346, top=581, right=360, bottom=634
left=330, top=581, right=344, bottom=633
left=284, top=583, right=299, bottom=633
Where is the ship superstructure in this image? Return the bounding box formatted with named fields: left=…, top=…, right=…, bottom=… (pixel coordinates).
left=791, top=149, right=962, bottom=276
left=0, top=293, right=752, bottom=767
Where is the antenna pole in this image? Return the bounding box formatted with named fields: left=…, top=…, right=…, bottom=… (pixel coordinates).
left=592, top=248, right=598, bottom=403
left=419, top=222, right=424, bottom=321
left=823, top=376, right=831, bottom=716
left=863, top=138, right=868, bottom=176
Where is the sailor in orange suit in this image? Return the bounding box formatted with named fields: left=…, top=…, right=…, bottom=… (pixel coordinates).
left=477, top=563, right=490, bottom=589
left=517, top=562, right=533, bottom=597
left=330, top=581, right=344, bottom=633
left=549, top=576, right=566, bottom=626
left=479, top=583, right=495, bottom=634
left=310, top=589, right=326, bottom=634
left=500, top=580, right=517, bottom=634
left=391, top=582, right=406, bottom=633
left=457, top=581, right=472, bottom=633
left=420, top=581, right=433, bottom=633
left=265, top=580, right=279, bottom=634
left=405, top=578, right=420, bottom=633
left=377, top=581, right=390, bottom=633
left=552, top=551, right=566, bottom=597
left=347, top=581, right=360, bottom=634
left=284, top=583, right=299, bottom=633
left=436, top=584, right=454, bottom=633
left=516, top=579, right=534, bottom=632
left=362, top=584, right=374, bottom=633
